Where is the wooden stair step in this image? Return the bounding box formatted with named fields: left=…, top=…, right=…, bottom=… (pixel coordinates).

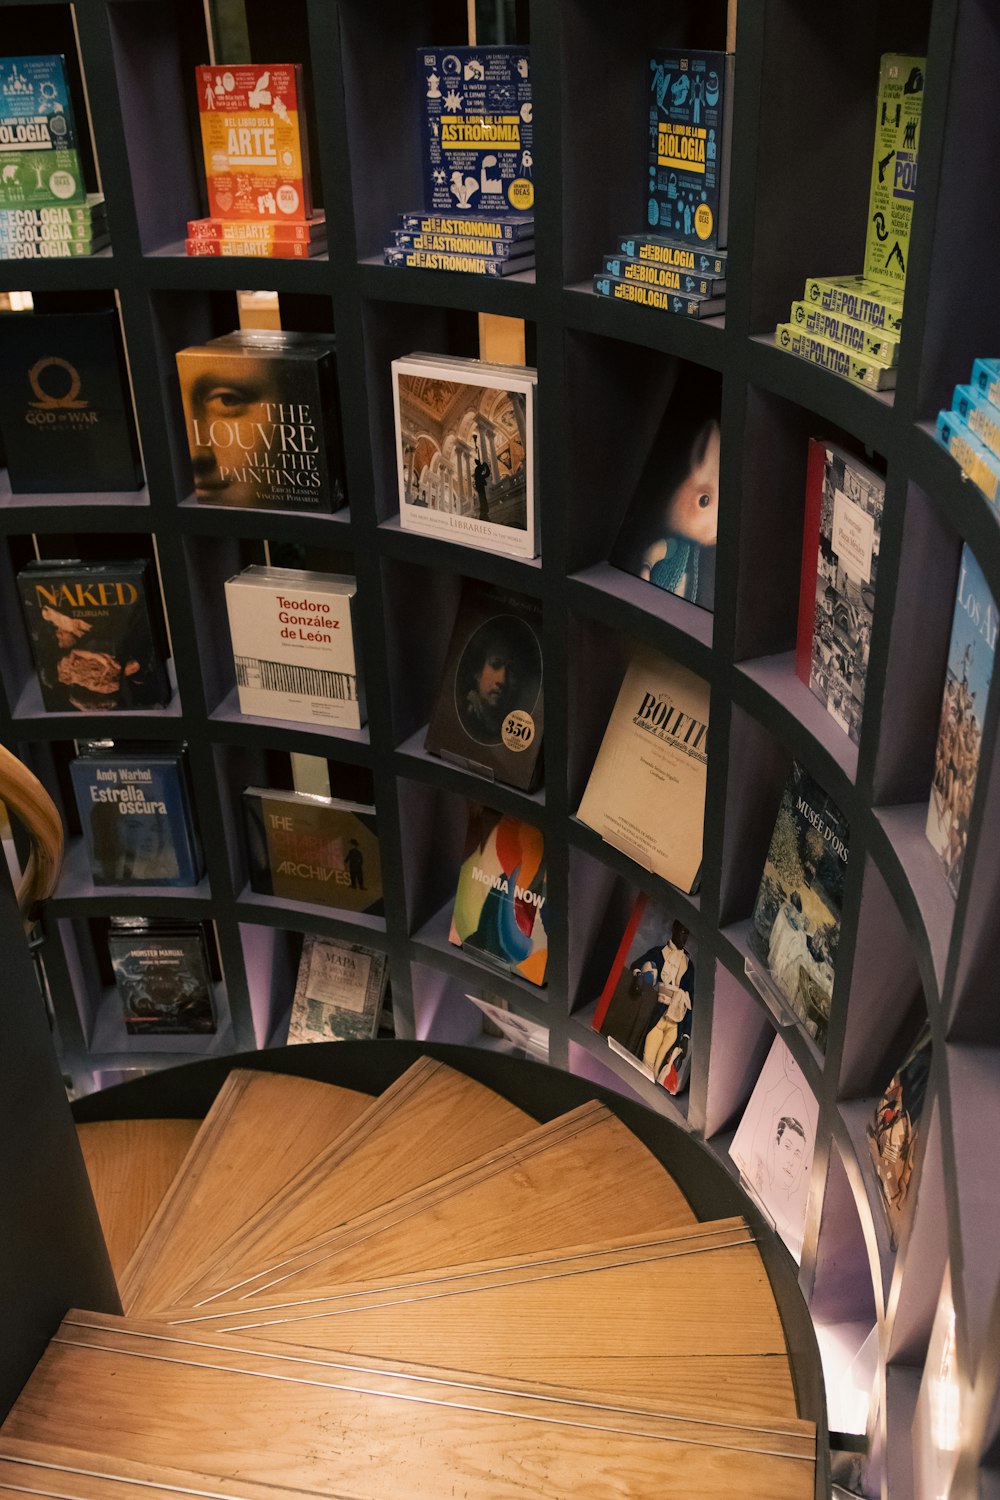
left=169, top=1218, right=800, bottom=1422
left=1, top=1310, right=816, bottom=1499
left=0, top=1438, right=309, bottom=1499
left=120, top=1070, right=370, bottom=1317
left=182, top=1057, right=537, bottom=1307
left=188, top=1100, right=698, bottom=1308
left=76, top=1119, right=200, bottom=1281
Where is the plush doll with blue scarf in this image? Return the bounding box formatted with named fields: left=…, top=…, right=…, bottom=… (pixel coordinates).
left=640, top=417, right=720, bottom=605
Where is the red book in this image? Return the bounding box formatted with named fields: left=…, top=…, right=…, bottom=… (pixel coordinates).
left=195, top=64, right=313, bottom=221
left=184, top=237, right=325, bottom=259
left=795, top=437, right=828, bottom=688
left=187, top=214, right=325, bottom=243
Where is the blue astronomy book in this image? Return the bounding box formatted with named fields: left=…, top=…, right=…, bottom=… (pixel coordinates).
left=647, top=50, right=734, bottom=250
left=418, top=46, right=533, bottom=218
left=70, top=745, right=203, bottom=888
left=0, top=55, right=86, bottom=208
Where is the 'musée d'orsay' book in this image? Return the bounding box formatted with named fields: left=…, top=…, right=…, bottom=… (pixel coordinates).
left=729, top=1033, right=818, bottom=1264
left=176, top=329, right=346, bottom=512
left=108, top=917, right=216, bottom=1035
left=925, top=543, right=996, bottom=898
left=592, top=894, right=696, bottom=1096
left=243, top=786, right=383, bottom=917
left=575, top=645, right=709, bottom=894
left=795, top=438, right=885, bottom=747
left=866, top=1018, right=932, bottom=1251
left=195, top=64, right=313, bottom=223
left=0, top=308, right=143, bottom=493
left=746, top=760, right=849, bottom=1052
left=17, top=558, right=171, bottom=714
left=287, top=935, right=389, bottom=1044
left=418, top=47, right=533, bottom=219
left=70, top=741, right=202, bottom=887
left=224, top=564, right=364, bottom=730
left=449, top=805, right=547, bottom=986
left=646, top=50, right=735, bottom=250
left=392, top=351, right=538, bottom=559
left=425, top=579, right=543, bottom=792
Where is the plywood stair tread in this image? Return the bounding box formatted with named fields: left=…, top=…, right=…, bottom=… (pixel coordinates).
left=181, top=1056, right=537, bottom=1307
left=76, top=1119, right=200, bottom=1280
left=120, top=1070, right=371, bottom=1315
left=1, top=1310, right=816, bottom=1499
left=166, top=1218, right=800, bottom=1422
left=0, top=1438, right=311, bottom=1499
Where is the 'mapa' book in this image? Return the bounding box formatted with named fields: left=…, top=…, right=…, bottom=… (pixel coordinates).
left=0, top=308, right=143, bottom=493
left=195, top=64, right=312, bottom=222
left=0, top=55, right=86, bottom=209
left=729, top=1033, right=818, bottom=1264
left=593, top=895, right=696, bottom=1096
left=70, top=742, right=202, bottom=887
left=925, top=544, right=996, bottom=897
left=108, top=917, right=216, bottom=1035
left=425, top=579, right=544, bottom=792
left=392, top=351, right=538, bottom=559
left=449, top=805, right=547, bottom=986
left=746, top=760, right=849, bottom=1051
left=243, top=786, right=383, bottom=916
left=224, top=565, right=363, bottom=730
left=17, top=558, right=171, bottom=714
left=647, top=50, right=734, bottom=250
left=796, top=439, right=885, bottom=746
left=418, top=47, right=534, bottom=218
left=287, top=935, right=389, bottom=1044
left=863, top=54, right=925, bottom=294
left=176, top=329, right=346, bottom=512
left=575, top=645, right=709, bottom=894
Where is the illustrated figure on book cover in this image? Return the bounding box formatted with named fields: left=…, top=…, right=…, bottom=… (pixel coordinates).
left=596, top=901, right=695, bottom=1095
left=866, top=1021, right=931, bottom=1248
left=729, top=1036, right=818, bottom=1263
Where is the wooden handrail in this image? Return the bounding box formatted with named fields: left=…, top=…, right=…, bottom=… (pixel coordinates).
left=0, top=745, right=64, bottom=921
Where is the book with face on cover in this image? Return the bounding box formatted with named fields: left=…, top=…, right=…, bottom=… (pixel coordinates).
left=425, top=579, right=543, bottom=791
left=592, top=895, right=695, bottom=1096
left=575, top=645, right=709, bottom=894
left=449, top=805, right=547, bottom=986
left=287, top=936, right=389, bottom=1043
left=729, top=1033, right=818, bottom=1264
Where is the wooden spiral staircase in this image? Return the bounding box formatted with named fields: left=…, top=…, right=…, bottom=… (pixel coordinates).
left=0, top=751, right=823, bottom=1498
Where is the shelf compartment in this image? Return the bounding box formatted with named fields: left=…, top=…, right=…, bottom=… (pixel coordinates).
left=377, top=518, right=543, bottom=591
left=412, top=961, right=549, bottom=1061
left=238, top=917, right=391, bottom=1051
left=885, top=1095, right=948, bottom=1367
left=48, top=837, right=212, bottom=915
left=567, top=1012, right=687, bottom=1122
left=411, top=900, right=549, bottom=1013
left=702, top=958, right=775, bottom=1141
left=947, top=1043, right=1000, bottom=1381
left=871, top=803, right=955, bottom=998
left=749, top=336, right=895, bottom=456
left=735, top=650, right=860, bottom=789
left=562, top=285, right=727, bottom=361
left=836, top=1099, right=897, bottom=1318
left=393, top=725, right=546, bottom=816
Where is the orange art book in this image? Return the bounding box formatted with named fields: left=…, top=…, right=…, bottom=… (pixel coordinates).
left=195, top=64, right=313, bottom=222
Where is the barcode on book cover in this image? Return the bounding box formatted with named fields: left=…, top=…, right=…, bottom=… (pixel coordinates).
left=235, top=657, right=357, bottom=701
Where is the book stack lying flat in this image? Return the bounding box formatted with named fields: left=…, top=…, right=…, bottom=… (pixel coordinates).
left=774, top=54, right=924, bottom=390
left=0, top=56, right=109, bottom=258
left=935, top=358, right=1000, bottom=503
left=590, top=49, right=732, bottom=318
left=384, top=211, right=534, bottom=277
left=189, top=64, right=320, bottom=257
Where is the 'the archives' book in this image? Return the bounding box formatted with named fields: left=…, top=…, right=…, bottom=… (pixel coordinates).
left=0, top=56, right=86, bottom=208
left=425, top=580, right=544, bottom=791
left=70, top=743, right=202, bottom=887
left=224, top=565, right=364, bottom=730
left=176, top=330, right=346, bottom=512
left=593, top=895, right=696, bottom=1095
left=647, top=50, right=734, bottom=249
left=450, top=806, right=547, bottom=986
left=419, top=47, right=534, bottom=217
left=287, top=936, right=389, bottom=1043
left=243, top=787, right=383, bottom=916
left=866, top=1019, right=932, bottom=1250
left=863, top=55, right=925, bottom=293
left=796, top=440, right=884, bottom=746
left=108, top=918, right=216, bottom=1035
left=195, top=64, right=312, bottom=221
left=0, top=309, right=143, bottom=493
left=576, top=646, right=710, bottom=894
left=17, top=558, right=171, bottom=713
left=610, top=374, right=721, bottom=612
left=925, top=544, right=996, bottom=897
left=729, top=1033, right=818, bottom=1264
left=392, top=352, right=537, bottom=559
left=746, top=761, right=849, bottom=1050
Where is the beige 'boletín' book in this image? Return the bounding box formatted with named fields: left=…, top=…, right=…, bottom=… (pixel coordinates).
left=576, top=645, right=709, bottom=894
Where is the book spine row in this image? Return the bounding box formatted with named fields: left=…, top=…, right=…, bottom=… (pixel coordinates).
left=614, top=234, right=727, bottom=275
left=383, top=248, right=533, bottom=277
left=397, top=212, right=535, bottom=241
left=392, top=230, right=531, bottom=257
left=592, top=273, right=724, bottom=317
left=0, top=235, right=108, bottom=258
left=937, top=410, right=1000, bottom=503
left=775, top=323, right=897, bottom=389
left=789, top=300, right=900, bottom=366
left=802, top=277, right=904, bottom=331
left=601, top=254, right=723, bottom=298
left=954, top=387, right=1000, bottom=465
left=973, top=358, right=1000, bottom=410
left=184, top=237, right=324, bottom=258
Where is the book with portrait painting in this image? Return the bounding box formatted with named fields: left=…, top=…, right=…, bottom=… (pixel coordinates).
left=392, top=352, right=538, bottom=559
left=70, top=741, right=202, bottom=887
left=609, top=375, right=720, bottom=613
left=924, top=544, right=996, bottom=898
left=425, top=579, right=543, bottom=791
left=746, top=760, right=849, bottom=1052
left=243, top=786, right=383, bottom=916
left=795, top=439, right=884, bottom=746
left=449, top=805, right=547, bottom=986
left=592, top=894, right=695, bottom=1096
left=866, top=1018, right=931, bottom=1251
left=175, top=329, right=345, bottom=512
left=729, top=1033, right=818, bottom=1264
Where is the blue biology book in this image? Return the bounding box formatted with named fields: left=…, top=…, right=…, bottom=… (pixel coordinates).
left=418, top=46, right=533, bottom=217
left=0, top=55, right=86, bottom=207
left=647, top=50, right=734, bottom=250
left=70, top=745, right=203, bottom=887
